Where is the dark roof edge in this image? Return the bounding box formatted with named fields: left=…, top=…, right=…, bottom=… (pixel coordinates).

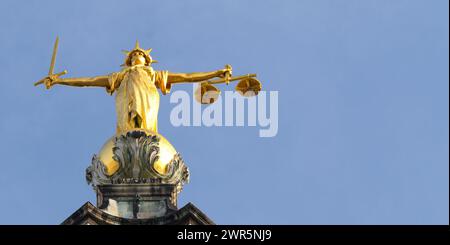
left=61, top=202, right=215, bottom=225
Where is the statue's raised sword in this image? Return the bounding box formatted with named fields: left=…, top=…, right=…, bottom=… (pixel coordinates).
left=34, top=36, right=67, bottom=88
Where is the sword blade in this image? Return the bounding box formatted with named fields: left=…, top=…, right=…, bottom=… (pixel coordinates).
left=48, top=36, right=59, bottom=75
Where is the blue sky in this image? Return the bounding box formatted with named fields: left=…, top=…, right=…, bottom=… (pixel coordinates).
left=0, top=0, right=448, bottom=224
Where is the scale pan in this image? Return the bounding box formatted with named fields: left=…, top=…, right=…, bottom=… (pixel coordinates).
left=235, top=78, right=262, bottom=97
left=195, top=83, right=221, bottom=104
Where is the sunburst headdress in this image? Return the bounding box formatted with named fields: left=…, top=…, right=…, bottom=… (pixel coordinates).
left=121, top=40, right=157, bottom=67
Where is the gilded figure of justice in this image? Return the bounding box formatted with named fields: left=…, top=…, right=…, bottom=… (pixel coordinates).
left=34, top=37, right=262, bottom=222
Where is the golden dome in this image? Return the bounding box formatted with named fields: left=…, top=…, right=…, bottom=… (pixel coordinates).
left=97, top=129, right=177, bottom=176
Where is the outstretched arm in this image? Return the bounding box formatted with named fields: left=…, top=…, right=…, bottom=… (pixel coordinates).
left=55, top=76, right=109, bottom=87
left=167, top=66, right=231, bottom=84
left=36, top=75, right=109, bottom=89
left=168, top=71, right=221, bottom=84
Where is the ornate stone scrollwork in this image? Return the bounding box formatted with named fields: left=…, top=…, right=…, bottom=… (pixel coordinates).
left=112, top=131, right=160, bottom=179
left=86, top=130, right=189, bottom=191
left=85, top=154, right=111, bottom=186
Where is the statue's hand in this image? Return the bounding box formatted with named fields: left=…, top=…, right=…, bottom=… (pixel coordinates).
left=217, top=64, right=232, bottom=78
left=34, top=70, right=67, bottom=89
left=42, top=75, right=59, bottom=89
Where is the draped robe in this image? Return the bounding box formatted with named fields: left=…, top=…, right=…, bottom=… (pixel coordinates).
left=106, top=65, right=169, bottom=133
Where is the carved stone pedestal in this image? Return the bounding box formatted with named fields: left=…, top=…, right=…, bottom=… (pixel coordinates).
left=96, top=184, right=178, bottom=219
left=62, top=129, right=214, bottom=225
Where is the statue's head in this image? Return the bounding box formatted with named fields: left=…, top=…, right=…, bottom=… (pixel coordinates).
left=122, top=40, right=157, bottom=67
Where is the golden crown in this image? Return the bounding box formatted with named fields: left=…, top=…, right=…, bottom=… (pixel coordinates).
left=121, top=40, right=157, bottom=67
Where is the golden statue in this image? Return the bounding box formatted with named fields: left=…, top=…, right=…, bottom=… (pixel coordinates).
left=35, top=38, right=261, bottom=134
left=35, top=38, right=264, bottom=222
left=35, top=37, right=261, bottom=178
